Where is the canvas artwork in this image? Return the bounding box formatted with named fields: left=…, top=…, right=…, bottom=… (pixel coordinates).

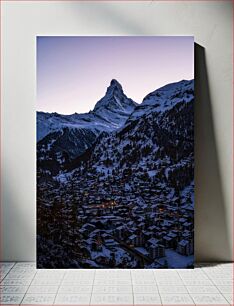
left=37, top=36, right=194, bottom=269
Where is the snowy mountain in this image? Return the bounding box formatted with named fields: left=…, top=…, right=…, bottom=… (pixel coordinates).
left=37, top=80, right=137, bottom=174
left=37, top=79, right=194, bottom=176
left=37, top=79, right=137, bottom=142
left=73, top=92, right=194, bottom=193
left=128, top=80, right=194, bottom=121
left=37, top=112, right=109, bottom=142
left=37, top=78, right=194, bottom=269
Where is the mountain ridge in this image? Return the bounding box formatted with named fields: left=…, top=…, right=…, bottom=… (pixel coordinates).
left=37, top=79, right=194, bottom=176
left=37, top=79, right=137, bottom=142
left=37, top=79, right=193, bottom=141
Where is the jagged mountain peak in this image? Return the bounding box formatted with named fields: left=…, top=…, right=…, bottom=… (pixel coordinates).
left=110, top=78, right=122, bottom=88
left=103, top=79, right=124, bottom=100
left=93, top=79, right=137, bottom=114
left=37, top=79, right=137, bottom=143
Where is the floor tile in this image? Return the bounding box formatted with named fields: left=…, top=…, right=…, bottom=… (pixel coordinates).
left=27, top=285, right=59, bottom=294
left=14, top=262, right=36, bottom=268
left=186, top=285, right=219, bottom=293
left=36, top=269, right=64, bottom=275
left=0, top=267, right=14, bottom=274
left=0, top=272, right=10, bottom=279
left=154, top=273, right=180, bottom=278
left=160, top=294, right=194, bottom=305
left=0, top=285, right=28, bottom=294
left=207, top=273, right=233, bottom=279
left=154, top=270, right=178, bottom=275
left=93, top=278, right=132, bottom=285
left=211, top=279, right=233, bottom=285
left=65, top=269, right=94, bottom=274
left=95, top=274, right=132, bottom=280
left=223, top=293, right=233, bottom=304
left=180, top=274, right=209, bottom=281
left=178, top=273, right=205, bottom=278
left=92, top=285, right=132, bottom=294
left=134, top=293, right=161, bottom=305
left=190, top=293, right=229, bottom=305
left=62, top=278, right=93, bottom=285
left=91, top=294, right=133, bottom=305
left=58, top=285, right=92, bottom=294
left=132, top=273, right=154, bottom=278
left=133, top=285, right=158, bottom=293
left=216, top=285, right=233, bottom=293
left=0, top=294, right=24, bottom=305
left=96, top=270, right=130, bottom=276
left=0, top=262, right=15, bottom=268
left=156, top=279, right=184, bottom=285
left=4, top=273, right=34, bottom=280
left=0, top=279, right=32, bottom=286
left=181, top=278, right=213, bottom=285
left=158, top=285, right=188, bottom=294
left=95, top=274, right=130, bottom=280
left=54, top=294, right=91, bottom=305
left=34, top=274, right=64, bottom=280
left=132, top=278, right=156, bottom=285
left=178, top=270, right=205, bottom=275
left=132, top=271, right=154, bottom=278
left=21, top=293, right=55, bottom=305
left=31, top=278, right=61, bottom=286
left=63, top=275, right=94, bottom=281
left=63, top=273, right=94, bottom=281
left=10, top=267, right=36, bottom=273
left=0, top=262, right=233, bottom=306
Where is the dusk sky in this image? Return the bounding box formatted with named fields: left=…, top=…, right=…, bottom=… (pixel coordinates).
left=37, top=36, right=194, bottom=115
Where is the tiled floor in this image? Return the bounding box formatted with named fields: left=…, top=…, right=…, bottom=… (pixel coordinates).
left=0, top=262, right=233, bottom=305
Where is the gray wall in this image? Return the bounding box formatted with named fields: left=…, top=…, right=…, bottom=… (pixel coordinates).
left=2, top=1, right=233, bottom=262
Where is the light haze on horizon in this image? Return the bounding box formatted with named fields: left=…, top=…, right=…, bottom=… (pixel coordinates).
left=37, top=36, right=194, bottom=115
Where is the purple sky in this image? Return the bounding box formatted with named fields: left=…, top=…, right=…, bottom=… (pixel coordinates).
left=37, top=36, right=194, bottom=115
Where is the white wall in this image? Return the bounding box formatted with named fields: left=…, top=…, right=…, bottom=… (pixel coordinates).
left=1, top=1, right=233, bottom=262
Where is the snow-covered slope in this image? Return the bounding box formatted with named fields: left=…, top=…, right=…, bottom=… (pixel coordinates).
left=37, top=79, right=137, bottom=174
left=37, top=79, right=137, bottom=142
left=37, top=79, right=194, bottom=176
left=143, top=79, right=194, bottom=107
left=85, top=97, right=194, bottom=188
left=37, top=112, right=111, bottom=142
left=128, top=80, right=194, bottom=121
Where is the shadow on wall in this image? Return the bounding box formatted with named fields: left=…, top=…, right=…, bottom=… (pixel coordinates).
left=2, top=171, right=36, bottom=261
left=194, top=43, right=231, bottom=262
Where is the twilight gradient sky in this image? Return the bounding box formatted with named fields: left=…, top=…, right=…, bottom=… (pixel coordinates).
left=37, top=36, right=194, bottom=115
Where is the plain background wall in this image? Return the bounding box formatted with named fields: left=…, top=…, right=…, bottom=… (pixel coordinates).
left=1, top=1, right=233, bottom=262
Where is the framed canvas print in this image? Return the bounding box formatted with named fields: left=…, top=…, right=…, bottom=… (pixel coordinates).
left=37, top=36, right=194, bottom=269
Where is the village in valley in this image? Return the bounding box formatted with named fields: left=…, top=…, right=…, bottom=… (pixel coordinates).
left=37, top=160, right=194, bottom=269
